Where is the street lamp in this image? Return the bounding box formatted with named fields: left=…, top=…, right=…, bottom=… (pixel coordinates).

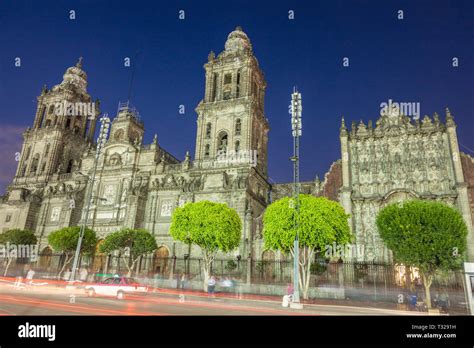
left=69, top=114, right=111, bottom=282
left=290, top=88, right=303, bottom=308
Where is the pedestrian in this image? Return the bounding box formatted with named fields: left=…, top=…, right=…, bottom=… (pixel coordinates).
left=408, top=291, right=417, bottom=311
left=222, top=277, right=232, bottom=291
left=180, top=273, right=187, bottom=290
left=79, top=267, right=88, bottom=282
left=433, top=292, right=440, bottom=309
left=176, top=272, right=181, bottom=289
left=63, top=268, right=71, bottom=282
left=26, top=268, right=35, bottom=288
left=232, top=277, right=242, bottom=299
left=23, top=264, right=30, bottom=277
left=208, top=276, right=216, bottom=297
left=287, top=283, right=294, bottom=296
left=439, top=291, right=450, bottom=313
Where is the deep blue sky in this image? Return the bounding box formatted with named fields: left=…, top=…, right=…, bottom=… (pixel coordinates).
left=0, top=0, right=473, bottom=194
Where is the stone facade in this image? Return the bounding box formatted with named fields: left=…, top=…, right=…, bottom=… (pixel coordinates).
left=0, top=27, right=269, bottom=261
left=339, top=106, right=474, bottom=262
left=0, top=27, right=473, bottom=264
left=461, top=153, right=474, bottom=231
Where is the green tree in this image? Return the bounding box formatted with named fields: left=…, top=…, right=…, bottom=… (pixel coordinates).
left=99, top=228, right=157, bottom=277
left=0, top=229, right=37, bottom=276
left=170, top=201, right=241, bottom=291
left=263, top=194, right=351, bottom=299
left=48, top=226, right=97, bottom=279
left=376, top=200, right=467, bottom=309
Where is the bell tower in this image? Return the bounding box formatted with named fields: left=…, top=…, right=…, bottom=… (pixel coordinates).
left=14, top=58, right=99, bottom=183
left=195, top=26, right=269, bottom=177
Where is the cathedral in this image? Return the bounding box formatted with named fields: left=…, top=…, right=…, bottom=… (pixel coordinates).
left=1, top=27, right=473, bottom=264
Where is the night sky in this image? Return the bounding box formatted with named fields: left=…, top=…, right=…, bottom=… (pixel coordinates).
left=0, top=0, right=472, bottom=194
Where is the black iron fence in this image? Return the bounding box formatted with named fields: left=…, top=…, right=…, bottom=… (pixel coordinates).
left=0, top=253, right=465, bottom=289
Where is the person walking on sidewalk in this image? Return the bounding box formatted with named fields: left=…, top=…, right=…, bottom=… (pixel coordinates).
left=287, top=283, right=294, bottom=296
left=232, top=277, right=242, bottom=299
left=25, top=268, right=35, bottom=288
left=208, top=276, right=216, bottom=297
left=180, top=273, right=187, bottom=290
left=79, top=267, right=88, bottom=282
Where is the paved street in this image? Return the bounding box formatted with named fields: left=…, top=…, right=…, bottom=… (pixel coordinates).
left=0, top=281, right=423, bottom=316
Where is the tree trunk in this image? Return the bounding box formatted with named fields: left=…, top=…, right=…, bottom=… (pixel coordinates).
left=127, top=259, right=138, bottom=278
left=202, top=265, right=210, bottom=292
left=57, top=254, right=73, bottom=280
left=421, top=272, right=433, bottom=309
left=300, top=247, right=315, bottom=300
left=202, top=250, right=214, bottom=292
left=3, top=258, right=13, bottom=277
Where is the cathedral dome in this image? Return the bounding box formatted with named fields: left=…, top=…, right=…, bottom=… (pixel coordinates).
left=52, top=57, right=88, bottom=93
left=63, top=57, right=87, bottom=82
left=224, top=26, right=252, bottom=53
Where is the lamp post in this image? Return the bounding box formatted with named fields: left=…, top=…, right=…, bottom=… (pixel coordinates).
left=290, top=88, right=303, bottom=308
left=69, top=114, right=110, bottom=282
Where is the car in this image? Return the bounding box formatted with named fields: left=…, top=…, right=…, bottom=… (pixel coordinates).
left=85, top=276, right=148, bottom=300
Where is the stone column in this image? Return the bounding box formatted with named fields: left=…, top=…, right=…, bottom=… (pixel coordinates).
left=340, top=118, right=354, bottom=259
left=446, top=110, right=474, bottom=261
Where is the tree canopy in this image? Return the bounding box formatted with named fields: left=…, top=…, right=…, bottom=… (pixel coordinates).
left=376, top=200, right=467, bottom=273
left=263, top=194, right=351, bottom=299
left=170, top=200, right=241, bottom=290
left=170, top=200, right=241, bottom=253
left=99, top=228, right=157, bottom=277
left=48, top=226, right=97, bottom=256
left=376, top=199, right=467, bottom=308
left=0, top=229, right=37, bottom=246
left=47, top=226, right=97, bottom=279
left=99, top=228, right=157, bottom=260
left=263, top=194, right=352, bottom=252
left=0, top=229, right=37, bottom=276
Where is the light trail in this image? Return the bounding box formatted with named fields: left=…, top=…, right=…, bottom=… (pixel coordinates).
left=0, top=294, right=165, bottom=316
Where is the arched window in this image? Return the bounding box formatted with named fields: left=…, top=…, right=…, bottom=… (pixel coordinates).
left=205, top=123, right=212, bottom=139
left=66, top=159, right=74, bottom=173
left=38, top=107, right=46, bottom=127
left=235, top=141, right=240, bottom=153
left=40, top=162, right=46, bottom=174
left=44, top=144, right=50, bottom=157
left=39, top=246, right=53, bottom=270
left=24, top=146, right=31, bottom=160
left=235, top=119, right=241, bottom=136
left=212, top=73, right=218, bottom=101
left=204, top=144, right=210, bottom=158
left=217, top=132, right=228, bottom=155
left=235, top=70, right=240, bottom=98
left=20, top=164, right=27, bottom=177
left=30, top=154, right=40, bottom=175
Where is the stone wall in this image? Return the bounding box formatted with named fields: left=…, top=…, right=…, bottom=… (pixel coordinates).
left=461, top=152, right=474, bottom=228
